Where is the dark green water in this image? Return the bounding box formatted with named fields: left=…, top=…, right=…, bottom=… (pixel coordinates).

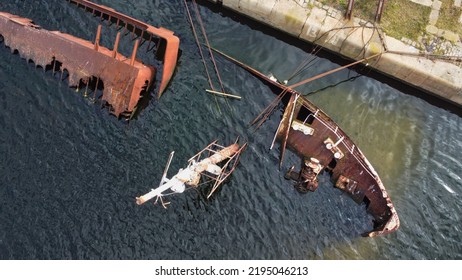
left=0, top=0, right=461, bottom=259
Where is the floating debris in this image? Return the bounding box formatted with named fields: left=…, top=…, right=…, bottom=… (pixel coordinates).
left=205, top=89, right=242, bottom=100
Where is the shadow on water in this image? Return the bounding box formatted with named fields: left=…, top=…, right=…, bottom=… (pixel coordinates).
left=197, top=0, right=462, bottom=118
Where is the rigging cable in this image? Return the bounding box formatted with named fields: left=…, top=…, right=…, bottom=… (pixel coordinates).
left=286, top=45, right=323, bottom=82
left=192, top=0, right=226, bottom=93
left=252, top=52, right=383, bottom=128
left=183, top=0, right=215, bottom=91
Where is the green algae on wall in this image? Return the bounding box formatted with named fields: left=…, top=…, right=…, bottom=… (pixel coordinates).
left=285, top=12, right=298, bottom=25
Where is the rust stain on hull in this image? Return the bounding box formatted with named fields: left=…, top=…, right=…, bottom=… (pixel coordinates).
left=68, top=0, right=180, bottom=97
left=214, top=49, right=399, bottom=237
left=277, top=93, right=399, bottom=237
left=1, top=0, right=180, bottom=117
left=0, top=11, right=155, bottom=117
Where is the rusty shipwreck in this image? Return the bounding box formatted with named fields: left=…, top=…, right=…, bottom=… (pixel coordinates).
left=216, top=50, right=399, bottom=237
left=0, top=0, right=179, bottom=118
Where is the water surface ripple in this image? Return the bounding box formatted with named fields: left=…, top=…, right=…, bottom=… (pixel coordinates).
left=0, top=0, right=461, bottom=259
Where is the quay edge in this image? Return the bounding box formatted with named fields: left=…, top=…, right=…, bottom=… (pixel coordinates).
left=206, top=0, right=462, bottom=107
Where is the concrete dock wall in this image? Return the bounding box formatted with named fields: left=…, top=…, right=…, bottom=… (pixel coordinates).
left=208, top=0, right=462, bottom=105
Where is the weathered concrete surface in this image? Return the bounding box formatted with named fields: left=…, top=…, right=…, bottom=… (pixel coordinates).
left=208, top=0, right=462, bottom=106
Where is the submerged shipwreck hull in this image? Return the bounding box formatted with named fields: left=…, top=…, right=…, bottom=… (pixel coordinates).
left=217, top=51, right=399, bottom=237
left=1, top=0, right=180, bottom=117
left=0, top=12, right=153, bottom=117
left=67, top=0, right=180, bottom=97
left=277, top=93, right=399, bottom=237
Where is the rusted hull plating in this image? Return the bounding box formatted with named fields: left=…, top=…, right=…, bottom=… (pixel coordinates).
left=215, top=50, right=399, bottom=237
left=277, top=93, right=399, bottom=237
left=68, top=0, right=180, bottom=97
left=0, top=12, right=155, bottom=117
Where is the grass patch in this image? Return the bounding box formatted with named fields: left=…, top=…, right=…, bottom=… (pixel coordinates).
left=318, top=0, right=382, bottom=21
left=436, top=0, right=462, bottom=38
left=380, top=0, right=431, bottom=41
left=318, top=1, right=431, bottom=41
left=318, top=0, right=347, bottom=12
left=316, top=1, right=462, bottom=42
left=352, top=0, right=378, bottom=22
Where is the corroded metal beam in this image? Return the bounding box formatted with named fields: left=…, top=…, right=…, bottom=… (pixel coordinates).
left=345, top=0, right=355, bottom=20
left=0, top=12, right=155, bottom=117
left=375, top=0, right=386, bottom=23
left=68, top=0, right=180, bottom=97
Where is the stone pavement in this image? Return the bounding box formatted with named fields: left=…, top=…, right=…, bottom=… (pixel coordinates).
left=404, top=1, right=462, bottom=56
left=311, top=0, right=462, bottom=57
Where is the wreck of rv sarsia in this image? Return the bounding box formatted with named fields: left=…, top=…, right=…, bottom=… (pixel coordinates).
left=0, top=0, right=180, bottom=118
left=216, top=51, right=399, bottom=237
